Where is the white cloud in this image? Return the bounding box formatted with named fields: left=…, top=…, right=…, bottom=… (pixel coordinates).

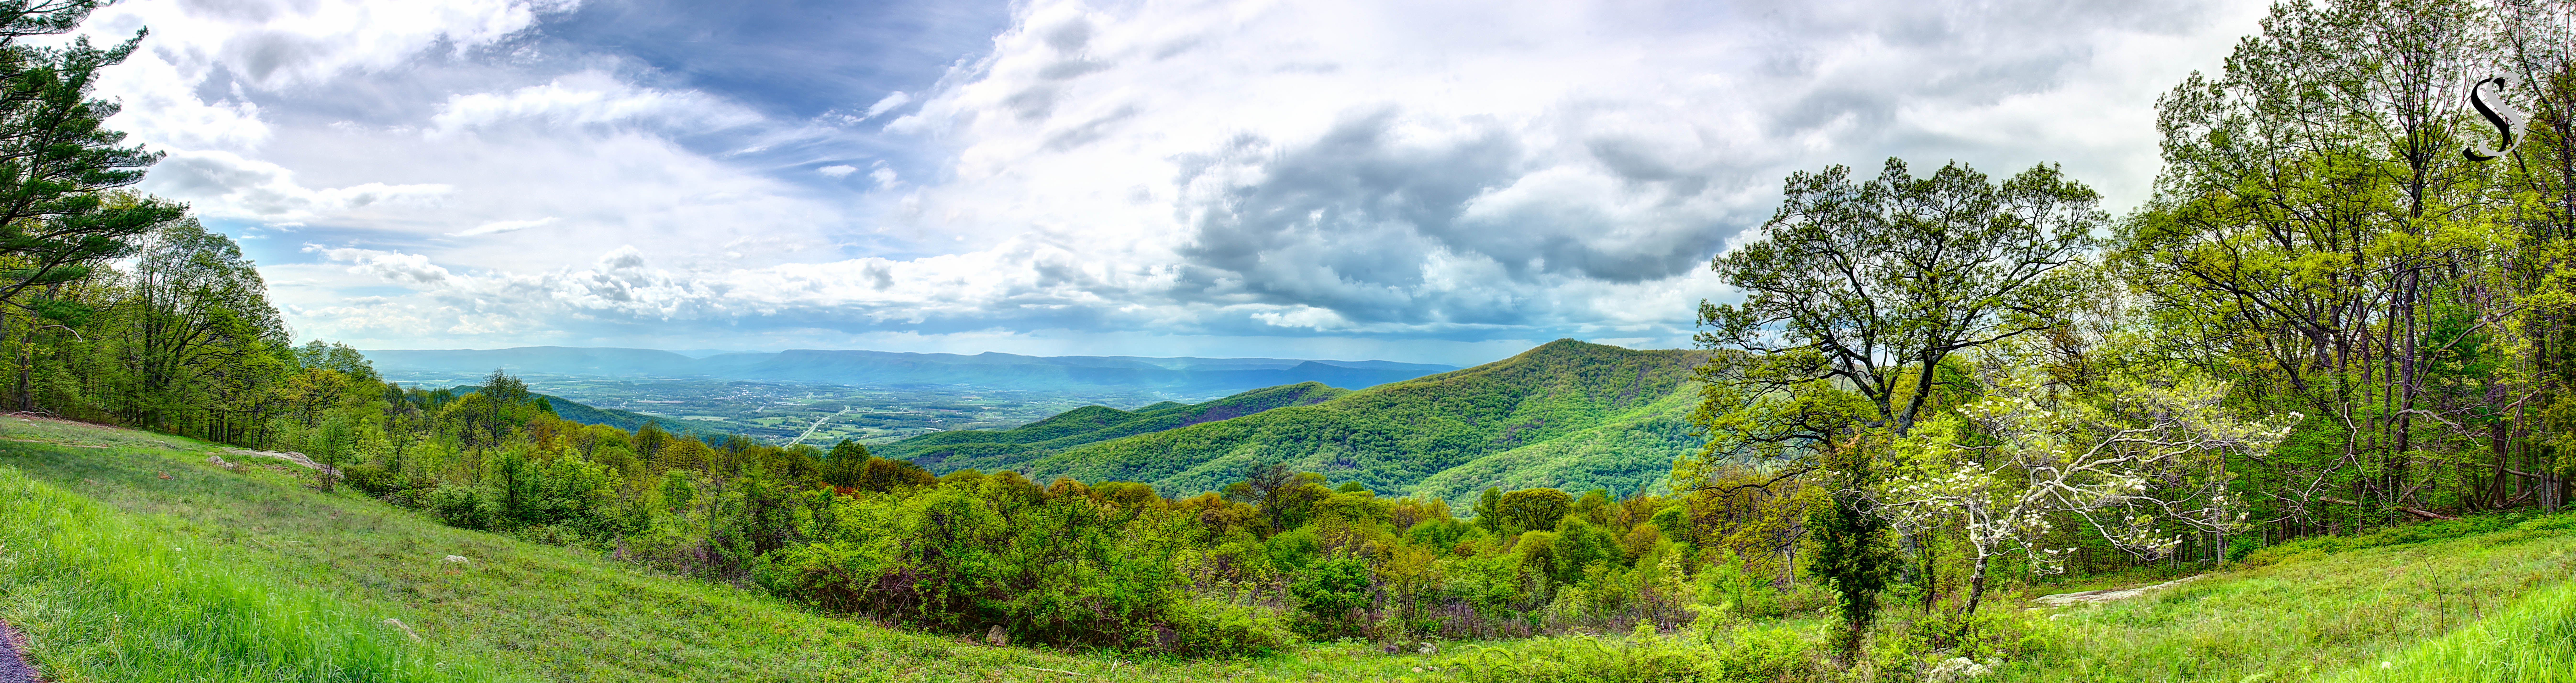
left=451, top=216, right=557, bottom=236
left=427, top=72, right=761, bottom=135
left=86, top=0, right=2276, bottom=362
left=847, top=0, right=2271, bottom=342
left=863, top=91, right=912, bottom=119
left=151, top=150, right=454, bottom=222
left=310, top=245, right=455, bottom=285
left=73, top=0, right=563, bottom=156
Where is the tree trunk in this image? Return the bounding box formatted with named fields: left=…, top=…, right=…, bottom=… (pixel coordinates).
left=1961, top=553, right=1992, bottom=625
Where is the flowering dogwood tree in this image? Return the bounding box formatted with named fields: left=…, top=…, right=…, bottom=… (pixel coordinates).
left=1875, top=370, right=2296, bottom=615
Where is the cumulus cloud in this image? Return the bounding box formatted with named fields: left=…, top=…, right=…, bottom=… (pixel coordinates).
left=85, top=0, right=2271, bottom=362
left=451, top=216, right=557, bottom=236
left=850, top=0, right=2266, bottom=347
left=152, top=150, right=453, bottom=222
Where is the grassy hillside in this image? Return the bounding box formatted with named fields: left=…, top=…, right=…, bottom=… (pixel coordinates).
left=0, top=415, right=2568, bottom=682
left=0, top=416, right=1455, bottom=682
left=879, top=381, right=1347, bottom=471
left=1006, top=339, right=1710, bottom=500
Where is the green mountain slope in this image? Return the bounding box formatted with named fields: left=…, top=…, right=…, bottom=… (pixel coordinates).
left=877, top=382, right=1347, bottom=472
left=960, top=339, right=1709, bottom=500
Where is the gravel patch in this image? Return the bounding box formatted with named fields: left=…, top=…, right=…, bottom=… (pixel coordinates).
left=0, top=619, right=37, bottom=683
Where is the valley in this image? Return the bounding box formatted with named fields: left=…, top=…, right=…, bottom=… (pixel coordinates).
left=372, top=347, right=1464, bottom=445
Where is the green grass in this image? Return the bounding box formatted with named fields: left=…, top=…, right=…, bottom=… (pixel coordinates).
left=2326, top=575, right=2576, bottom=683
left=0, top=416, right=1470, bottom=682
left=0, top=461, right=499, bottom=682
left=1998, top=517, right=2576, bottom=682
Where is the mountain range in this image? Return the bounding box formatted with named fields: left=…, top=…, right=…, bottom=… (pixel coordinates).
left=877, top=339, right=1710, bottom=504
left=363, top=346, right=1458, bottom=398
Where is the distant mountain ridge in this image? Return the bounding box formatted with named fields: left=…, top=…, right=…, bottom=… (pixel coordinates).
left=364, top=346, right=1459, bottom=398
left=874, top=382, right=1348, bottom=472
left=895, top=339, right=1710, bottom=504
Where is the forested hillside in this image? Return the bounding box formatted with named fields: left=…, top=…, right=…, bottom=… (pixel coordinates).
left=992, top=339, right=1709, bottom=500
left=877, top=381, right=1347, bottom=472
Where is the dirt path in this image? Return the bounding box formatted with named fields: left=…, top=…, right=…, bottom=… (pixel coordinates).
left=2033, top=574, right=2206, bottom=607
left=0, top=619, right=37, bottom=683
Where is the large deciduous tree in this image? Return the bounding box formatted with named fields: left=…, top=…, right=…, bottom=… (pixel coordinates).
left=1683, top=157, right=2105, bottom=656
left=119, top=218, right=289, bottom=434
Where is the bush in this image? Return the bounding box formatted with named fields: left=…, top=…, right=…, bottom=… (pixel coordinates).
left=425, top=484, right=497, bottom=530
left=1289, top=552, right=1373, bottom=639
left=340, top=463, right=402, bottom=497
left=1710, top=622, right=1817, bottom=682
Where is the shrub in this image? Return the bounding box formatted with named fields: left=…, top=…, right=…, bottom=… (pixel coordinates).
left=426, top=484, right=497, bottom=530
left=1160, top=599, right=1294, bottom=657
left=1290, top=552, right=1373, bottom=639
left=340, top=463, right=402, bottom=497
left=1710, top=622, right=1818, bottom=682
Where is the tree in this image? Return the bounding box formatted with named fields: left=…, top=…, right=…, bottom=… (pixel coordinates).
left=0, top=4, right=184, bottom=305
left=119, top=218, right=288, bottom=432
left=1876, top=365, right=2294, bottom=619
left=2125, top=0, right=2538, bottom=531
left=1493, top=487, right=1573, bottom=535
left=820, top=439, right=873, bottom=489
left=1223, top=461, right=1330, bottom=532
left=1683, top=157, right=2105, bottom=653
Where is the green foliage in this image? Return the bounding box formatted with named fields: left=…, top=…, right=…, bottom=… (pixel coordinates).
left=949, top=340, right=1708, bottom=501
left=1288, top=552, right=1372, bottom=639
left=879, top=381, right=1347, bottom=469
left=1495, top=488, right=1574, bottom=534
left=1806, top=483, right=1895, bottom=661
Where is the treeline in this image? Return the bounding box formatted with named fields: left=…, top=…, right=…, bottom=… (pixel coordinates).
left=1675, top=0, right=2576, bottom=662
left=195, top=367, right=1833, bottom=658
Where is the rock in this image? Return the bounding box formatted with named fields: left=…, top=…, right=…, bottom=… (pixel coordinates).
left=382, top=618, right=421, bottom=642
left=205, top=454, right=238, bottom=471
left=1416, top=640, right=1438, bottom=655
left=1926, top=656, right=1992, bottom=682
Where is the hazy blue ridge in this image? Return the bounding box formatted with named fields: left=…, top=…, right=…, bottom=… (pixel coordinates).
left=362, top=347, right=1455, bottom=398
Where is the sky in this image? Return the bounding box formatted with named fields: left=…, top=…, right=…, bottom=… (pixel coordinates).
left=66, top=0, right=2271, bottom=366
